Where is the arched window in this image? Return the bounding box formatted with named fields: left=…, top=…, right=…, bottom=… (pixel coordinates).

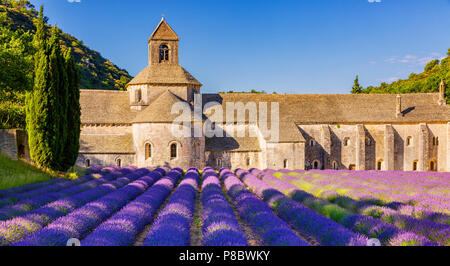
left=313, top=160, right=320, bottom=170
left=283, top=159, right=288, bottom=169
left=310, top=139, right=316, bottom=147
left=217, top=158, right=222, bottom=168
left=406, top=136, right=413, bottom=146
left=332, top=161, right=338, bottom=170
left=194, top=142, right=200, bottom=160
left=433, top=137, right=439, bottom=146
left=116, top=158, right=122, bottom=167
left=170, top=143, right=177, bottom=159
left=86, top=159, right=91, bottom=167
left=159, top=44, right=169, bottom=62
left=246, top=157, right=251, bottom=167
left=365, top=136, right=372, bottom=146
left=135, top=89, right=142, bottom=103
left=413, top=160, right=418, bottom=171
left=145, top=143, right=152, bottom=159
left=377, top=160, right=383, bottom=171
left=429, top=159, right=437, bottom=171
left=344, top=137, right=350, bottom=146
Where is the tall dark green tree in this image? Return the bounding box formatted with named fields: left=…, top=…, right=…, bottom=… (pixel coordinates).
left=48, top=26, right=69, bottom=171
left=26, top=5, right=54, bottom=169
left=61, top=48, right=80, bottom=170
left=351, top=75, right=363, bottom=94
left=25, top=6, right=73, bottom=171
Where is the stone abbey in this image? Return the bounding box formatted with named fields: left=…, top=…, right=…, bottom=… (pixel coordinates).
left=2, top=18, right=449, bottom=172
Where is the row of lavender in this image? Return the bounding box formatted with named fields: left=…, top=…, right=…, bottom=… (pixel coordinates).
left=253, top=170, right=443, bottom=245
left=2, top=165, right=443, bottom=246
left=282, top=169, right=450, bottom=216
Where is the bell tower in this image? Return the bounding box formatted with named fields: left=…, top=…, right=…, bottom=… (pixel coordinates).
left=148, top=17, right=180, bottom=66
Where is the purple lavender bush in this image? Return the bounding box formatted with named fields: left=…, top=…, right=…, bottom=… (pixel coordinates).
left=81, top=168, right=183, bottom=246
left=251, top=169, right=435, bottom=246
left=0, top=168, right=144, bottom=246
left=220, top=168, right=309, bottom=246
left=236, top=169, right=367, bottom=246
left=14, top=168, right=160, bottom=246
left=0, top=178, right=65, bottom=199
left=201, top=168, right=248, bottom=246
left=142, top=168, right=199, bottom=246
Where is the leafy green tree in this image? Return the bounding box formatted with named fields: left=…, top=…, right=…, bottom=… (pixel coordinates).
left=351, top=75, right=363, bottom=94
left=424, top=59, right=440, bottom=72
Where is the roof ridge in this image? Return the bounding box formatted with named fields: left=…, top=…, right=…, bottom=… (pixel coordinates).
left=80, top=89, right=128, bottom=93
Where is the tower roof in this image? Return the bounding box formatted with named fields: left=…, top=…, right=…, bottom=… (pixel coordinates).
left=126, top=64, right=202, bottom=86
left=148, top=17, right=179, bottom=42
left=132, top=90, right=201, bottom=123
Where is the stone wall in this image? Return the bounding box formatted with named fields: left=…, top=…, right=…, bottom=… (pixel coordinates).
left=265, top=142, right=304, bottom=170
left=132, top=122, right=202, bottom=169
left=0, top=129, right=30, bottom=161
left=205, top=151, right=263, bottom=170
left=76, top=153, right=135, bottom=168
left=296, top=123, right=448, bottom=172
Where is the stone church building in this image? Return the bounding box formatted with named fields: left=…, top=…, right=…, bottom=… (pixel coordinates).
left=3, top=18, right=447, bottom=172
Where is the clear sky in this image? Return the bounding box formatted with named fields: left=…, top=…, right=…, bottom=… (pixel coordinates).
left=29, top=0, right=450, bottom=94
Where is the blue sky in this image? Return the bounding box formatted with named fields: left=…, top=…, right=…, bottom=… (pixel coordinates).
left=29, top=0, right=450, bottom=94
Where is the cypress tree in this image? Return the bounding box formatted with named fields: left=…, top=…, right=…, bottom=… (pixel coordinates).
left=61, top=48, right=80, bottom=170
left=351, top=75, right=363, bottom=94
left=26, top=5, right=54, bottom=169
left=48, top=27, right=69, bottom=171
left=26, top=6, right=70, bottom=171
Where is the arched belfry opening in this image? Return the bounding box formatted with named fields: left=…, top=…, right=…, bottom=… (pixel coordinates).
left=159, top=44, right=169, bottom=62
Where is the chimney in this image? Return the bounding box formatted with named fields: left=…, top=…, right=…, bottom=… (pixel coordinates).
left=438, top=80, right=446, bottom=106
left=396, top=95, right=402, bottom=117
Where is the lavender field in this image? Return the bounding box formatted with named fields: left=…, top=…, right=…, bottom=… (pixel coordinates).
left=0, top=166, right=448, bottom=246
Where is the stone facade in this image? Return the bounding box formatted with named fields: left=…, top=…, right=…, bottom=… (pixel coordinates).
left=3, top=18, right=448, bottom=172
left=74, top=18, right=449, bottom=171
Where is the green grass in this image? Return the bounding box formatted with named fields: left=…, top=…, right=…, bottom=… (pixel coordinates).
left=0, top=154, right=58, bottom=189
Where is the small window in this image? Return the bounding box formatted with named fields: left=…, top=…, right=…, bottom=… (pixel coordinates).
left=194, top=142, right=200, bottom=160
left=313, top=160, right=320, bottom=170
left=332, top=161, right=338, bottom=170
left=86, top=159, right=91, bottom=167
left=283, top=159, right=288, bottom=169
left=145, top=143, right=152, bottom=159
left=246, top=157, right=251, bottom=166
left=135, top=89, right=142, bottom=103
left=217, top=158, right=223, bottom=168
left=159, top=44, right=169, bottom=62
left=310, top=139, right=316, bottom=147
left=377, top=160, right=383, bottom=171
left=429, top=160, right=437, bottom=171
left=433, top=137, right=439, bottom=146
left=413, top=161, right=418, bottom=171
left=406, top=136, right=413, bottom=146
left=170, top=143, right=177, bottom=159
left=116, top=158, right=122, bottom=167
left=344, top=138, right=350, bottom=146
left=365, top=137, right=372, bottom=146
left=349, top=164, right=356, bottom=171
